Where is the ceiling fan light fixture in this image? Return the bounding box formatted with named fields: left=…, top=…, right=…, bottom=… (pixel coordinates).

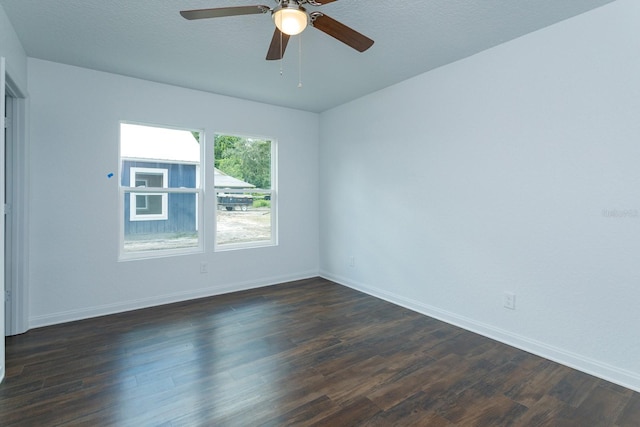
left=272, top=5, right=307, bottom=36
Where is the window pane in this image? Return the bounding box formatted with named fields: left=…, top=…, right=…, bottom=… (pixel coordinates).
left=123, top=191, right=199, bottom=253
left=214, top=134, right=274, bottom=248
left=136, top=194, right=148, bottom=209
left=120, top=123, right=202, bottom=257
left=214, top=135, right=270, bottom=190
left=216, top=191, right=271, bottom=245
left=137, top=194, right=163, bottom=215
left=121, top=123, right=200, bottom=190
left=135, top=172, right=163, bottom=188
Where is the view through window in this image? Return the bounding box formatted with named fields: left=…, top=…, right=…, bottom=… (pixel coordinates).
left=120, top=123, right=202, bottom=256
left=214, top=134, right=275, bottom=248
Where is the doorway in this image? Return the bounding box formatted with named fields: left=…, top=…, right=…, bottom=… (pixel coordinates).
left=3, top=76, right=28, bottom=337
left=4, top=93, right=13, bottom=334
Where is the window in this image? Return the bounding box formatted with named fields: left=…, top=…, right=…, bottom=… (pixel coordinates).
left=119, top=125, right=275, bottom=258
left=129, top=167, right=168, bottom=221
left=214, top=134, right=276, bottom=249
left=120, top=123, right=202, bottom=258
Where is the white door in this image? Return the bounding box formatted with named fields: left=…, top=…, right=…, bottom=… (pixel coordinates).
left=1, top=56, right=6, bottom=383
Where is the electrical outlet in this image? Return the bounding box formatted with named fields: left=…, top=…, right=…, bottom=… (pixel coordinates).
left=348, top=256, right=355, bottom=267
left=503, top=292, right=516, bottom=310
left=200, top=262, right=208, bottom=274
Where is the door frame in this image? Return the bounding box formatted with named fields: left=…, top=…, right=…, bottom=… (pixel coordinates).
left=4, top=70, right=29, bottom=337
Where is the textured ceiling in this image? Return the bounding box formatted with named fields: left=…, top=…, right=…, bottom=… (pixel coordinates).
left=0, top=0, right=615, bottom=112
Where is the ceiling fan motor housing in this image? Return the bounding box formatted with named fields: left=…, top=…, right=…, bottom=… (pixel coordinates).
left=272, top=2, right=308, bottom=36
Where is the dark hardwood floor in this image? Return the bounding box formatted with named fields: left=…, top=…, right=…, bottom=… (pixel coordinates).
left=1, top=277, right=638, bottom=426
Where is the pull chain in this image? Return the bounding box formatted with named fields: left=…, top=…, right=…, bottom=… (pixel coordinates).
left=279, top=29, right=284, bottom=76
left=298, top=34, right=303, bottom=88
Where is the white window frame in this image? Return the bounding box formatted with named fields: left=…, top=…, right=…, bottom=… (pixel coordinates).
left=129, top=167, right=168, bottom=221
left=119, top=121, right=204, bottom=261
left=214, top=134, right=277, bottom=251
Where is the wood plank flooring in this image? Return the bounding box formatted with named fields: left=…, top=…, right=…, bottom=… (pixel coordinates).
left=1, top=277, right=638, bottom=426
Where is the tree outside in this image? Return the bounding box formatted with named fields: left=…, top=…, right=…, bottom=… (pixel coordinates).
left=214, top=135, right=271, bottom=189
left=214, top=134, right=274, bottom=246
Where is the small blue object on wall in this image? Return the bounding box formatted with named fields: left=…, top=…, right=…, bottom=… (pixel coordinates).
left=107, top=173, right=114, bottom=178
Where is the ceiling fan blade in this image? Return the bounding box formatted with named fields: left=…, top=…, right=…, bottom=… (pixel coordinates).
left=266, top=29, right=291, bottom=60
left=180, top=5, right=270, bottom=20
left=310, top=13, right=374, bottom=52
left=310, top=0, right=339, bottom=4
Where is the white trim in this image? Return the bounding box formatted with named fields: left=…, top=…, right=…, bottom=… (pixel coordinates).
left=123, top=186, right=197, bottom=194
left=195, top=165, right=200, bottom=232
left=118, top=243, right=202, bottom=261
left=1, top=56, right=6, bottom=384
left=4, top=91, right=13, bottom=336
left=215, top=238, right=276, bottom=252
left=213, top=134, right=277, bottom=251
left=119, top=121, right=205, bottom=260
left=271, top=138, right=278, bottom=247
left=5, top=73, right=30, bottom=336
left=28, top=271, right=319, bottom=329
left=320, top=270, right=640, bottom=393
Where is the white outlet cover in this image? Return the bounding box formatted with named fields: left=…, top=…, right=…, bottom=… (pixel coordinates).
left=503, top=292, right=516, bottom=310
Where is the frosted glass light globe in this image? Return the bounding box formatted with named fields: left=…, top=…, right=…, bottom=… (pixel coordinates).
left=273, top=7, right=307, bottom=36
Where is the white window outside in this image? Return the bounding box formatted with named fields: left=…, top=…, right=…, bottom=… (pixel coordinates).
left=129, top=167, right=168, bottom=221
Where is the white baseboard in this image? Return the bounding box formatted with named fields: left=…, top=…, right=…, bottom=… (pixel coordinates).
left=320, top=271, right=640, bottom=393
left=29, top=270, right=319, bottom=329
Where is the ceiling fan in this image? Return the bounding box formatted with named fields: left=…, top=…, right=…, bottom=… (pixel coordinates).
left=180, top=0, right=374, bottom=61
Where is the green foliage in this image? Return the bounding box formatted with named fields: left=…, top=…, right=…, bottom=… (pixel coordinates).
left=253, top=199, right=271, bottom=208
left=214, top=134, right=239, bottom=169
left=216, top=157, right=243, bottom=181
left=214, top=134, right=271, bottom=189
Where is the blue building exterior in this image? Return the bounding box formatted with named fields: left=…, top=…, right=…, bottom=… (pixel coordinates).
left=122, top=160, right=197, bottom=235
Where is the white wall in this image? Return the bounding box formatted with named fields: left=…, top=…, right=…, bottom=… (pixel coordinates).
left=27, top=59, right=319, bottom=327
left=320, top=0, right=640, bottom=391
left=0, top=4, right=27, bottom=90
